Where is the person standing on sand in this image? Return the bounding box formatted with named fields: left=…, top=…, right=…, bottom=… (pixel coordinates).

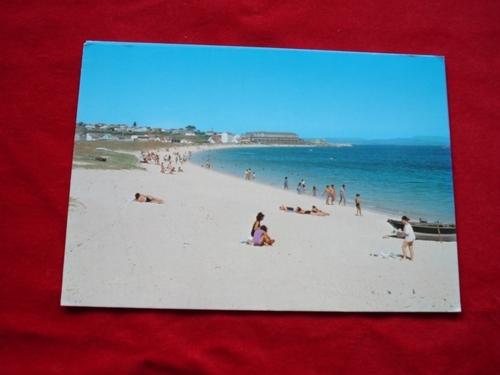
left=312, top=186, right=317, bottom=196
left=331, top=185, right=337, bottom=205
left=355, top=194, right=362, bottom=216
left=323, top=185, right=331, bottom=204
left=400, top=216, right=416, bottom=260
left=284, top=177, right=288, bottom=190
left=339, top=184, right=346, bottom=206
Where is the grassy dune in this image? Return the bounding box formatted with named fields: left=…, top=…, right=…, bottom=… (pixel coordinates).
left=73, top=141, right=169, bottom=170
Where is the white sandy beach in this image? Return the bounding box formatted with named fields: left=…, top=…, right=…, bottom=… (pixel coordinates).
left=62, top=145, right=461, bottom=312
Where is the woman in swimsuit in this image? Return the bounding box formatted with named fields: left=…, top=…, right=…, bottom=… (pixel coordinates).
left=251, top=212, right=265, bottom=237
left=134, top=193, right=164, bottom=204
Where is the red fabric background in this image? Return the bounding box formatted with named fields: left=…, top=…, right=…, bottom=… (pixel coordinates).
left=1, top=1, right=499, bottom=374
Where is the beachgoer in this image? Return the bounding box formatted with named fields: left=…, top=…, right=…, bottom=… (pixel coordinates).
left=134, top=193, right=164, bottom=204
left=401, top=215, right=416, bottom=260
left=284, top=177, right=288, bottom=190
left=252, top=171, right=256, bottom=180
left=311, top=205, right=330, bottom=216
left=252, top=225, right=275, bottom=246
left=297, top=182, right=302, bottom=194
left=330, top=185, right=336, bottom=205
left=251, top=212, right=265, bottom=237
left=355, top=194, right=362, bottom=216
left=339, top=184, right=346, bottom=206
left=323, top=185, right=330, bottom=204
left=279, top=205, right=295, bottom=212
left=312, top=186, right=317, bottom=197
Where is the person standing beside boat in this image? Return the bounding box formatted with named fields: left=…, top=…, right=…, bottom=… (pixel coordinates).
left=401, top=216, right=416, bottom=261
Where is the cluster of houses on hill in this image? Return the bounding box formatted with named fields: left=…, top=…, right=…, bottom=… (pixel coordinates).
left=75, top=122, right=305, bottom=145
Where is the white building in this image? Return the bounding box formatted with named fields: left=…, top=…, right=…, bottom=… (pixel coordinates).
left=219, top=132, right=237, bottom=144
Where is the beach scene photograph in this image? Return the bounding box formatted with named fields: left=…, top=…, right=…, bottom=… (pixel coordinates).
left=62, top=41, right=460, bottom=312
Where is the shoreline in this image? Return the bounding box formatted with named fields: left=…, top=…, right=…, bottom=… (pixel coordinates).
left=63, top=143, right=461, bottom=312
left=187, top=144, right=456, bottom=225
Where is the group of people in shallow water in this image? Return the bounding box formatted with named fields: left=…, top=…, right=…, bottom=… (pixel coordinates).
left=244, top=168, right=256, bottom=180
left=285, top=177, right=363, bottom=216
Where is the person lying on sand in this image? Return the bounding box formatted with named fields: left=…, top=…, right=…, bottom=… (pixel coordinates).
left=311, top=205, right=330, bottom=216
left=252, top=225, right=275, bottom=246
left=134, top=193, right=164, bottom=204
left=279, top=205, right=330, bottom=216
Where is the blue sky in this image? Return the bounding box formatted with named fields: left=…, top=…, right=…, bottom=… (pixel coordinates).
left=77, top=41, right=450, bottom=139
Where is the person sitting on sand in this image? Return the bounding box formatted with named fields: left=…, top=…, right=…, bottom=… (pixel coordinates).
left=134, top=193, right=164, bottom=204
left=400, top=215, right=416, bottom=261
left=252, top=225, right=275, bottom=246
left=355, top=193, right=362, bottom=216
left=251, top=212, right=265, bottom=237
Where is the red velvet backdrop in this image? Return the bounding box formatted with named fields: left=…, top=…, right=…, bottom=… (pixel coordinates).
left=1, top=1, right=499, bottom=374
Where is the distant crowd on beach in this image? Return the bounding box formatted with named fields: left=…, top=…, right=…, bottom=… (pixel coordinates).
left=140, top=149, right=191, bottom=175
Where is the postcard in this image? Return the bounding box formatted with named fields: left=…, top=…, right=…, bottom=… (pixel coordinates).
left=62, top=41, right=460, bottom=311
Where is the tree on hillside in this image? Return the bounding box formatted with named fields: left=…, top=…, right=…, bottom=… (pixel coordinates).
left=133, top=121, right=137, bottom=127
left=185, top=125, right=196, bottom=131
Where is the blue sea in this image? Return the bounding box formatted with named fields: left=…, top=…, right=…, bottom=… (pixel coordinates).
left=192, top=145, right=456, bottom=223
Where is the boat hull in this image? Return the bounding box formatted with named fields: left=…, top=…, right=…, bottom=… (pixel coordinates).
left=387, top=219, right=457, bottom=242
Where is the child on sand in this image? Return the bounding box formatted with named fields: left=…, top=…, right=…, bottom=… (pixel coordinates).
left=251, top=212, right=265, bottom=237
left=355, top=194, right=362, bottom=216
left=252, top=225, right=275, bottom=246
